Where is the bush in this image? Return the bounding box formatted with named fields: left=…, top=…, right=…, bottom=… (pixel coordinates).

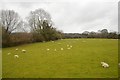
left=31, top=20, right=63, bottom=42
left=10, top=33, right=33, bottom=46
left=2, top=27, right=11, bottom=47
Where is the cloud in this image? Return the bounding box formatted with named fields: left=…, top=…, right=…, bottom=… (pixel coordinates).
left=0, top=0, right=118, bottom=33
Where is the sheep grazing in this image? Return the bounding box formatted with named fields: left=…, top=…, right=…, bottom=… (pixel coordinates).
left=67, top=48, right=71, bottom=49
left=61, top=48, right=63, bottom=50
left=16, top=48, right=18, bottom=51
left=14, top=55, right=19, bottom=58
left=70, top=45, right=72, bottom=48
left=22, top=49, right=26, bottom=53
left=51, top=41, right=54, bottom=43
left=7, top=53, right=11, bottom=55
left=101, top=62, right=109, bottom=68
left=47, top=48, right=50, bottom=51
left=67, top=45, right=69, bottom=47
left=54, top=49, right=57, bottom=51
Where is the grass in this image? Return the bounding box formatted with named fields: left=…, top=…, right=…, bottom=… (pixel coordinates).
left=0, top=49, right=2, bottom=79
left=2, top=39, right=118, bottom=78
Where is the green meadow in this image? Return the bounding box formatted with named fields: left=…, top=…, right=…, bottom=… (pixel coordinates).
left=2, top=39, right=118, bottom=78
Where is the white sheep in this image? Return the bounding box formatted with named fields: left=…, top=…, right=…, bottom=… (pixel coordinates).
left=14, top=55, right=19, bottom=58
left=22, top=49, right=26, bottom=53
left=47, top=48, right=50, bottom=51
left=51, top=41, right=54, bottom=43
left=54, top=49, right=57, bottom=51
left=16, top=48, right=18, bottom=51
left=61, top=48, right=63, bottom=50
left=67, top=48, right=71, bottom=49
left=7, top=53, right=11, bottom=55
left=70, top=45, right=72, bottom=48
left=67, top=45, right=69, bottom=47
left=101, top=62, right=109, bottom=68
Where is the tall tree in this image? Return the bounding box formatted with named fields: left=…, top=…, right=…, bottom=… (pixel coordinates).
left=0, top=10, right=22, bottom=34
left=27, top=8, right=62, bottom=42
left=27, top=8, right=52, bottom=32
left=82, top=31, right=89, bottom=36
left=100, top=29, right=108, bottom=38
left=100, top=29, right=108, bottom=34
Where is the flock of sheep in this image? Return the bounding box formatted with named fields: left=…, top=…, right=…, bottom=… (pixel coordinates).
left=46, top=44, right=73, bottom=51
left=7, top=48, right=26, bottom=58
left=6, top=40, right=120, bottom=69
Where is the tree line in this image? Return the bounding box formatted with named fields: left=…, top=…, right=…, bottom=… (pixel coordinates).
left=0, top=9, right=63, bottom=47
left=63, top=29, right=119, bottom=39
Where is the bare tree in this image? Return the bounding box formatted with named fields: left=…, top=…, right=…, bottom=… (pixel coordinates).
left=27, top=8, right=52, bottom=32
left=27, top=8, right=62, bottom=41
left=0, top=10, right=22, bottom=34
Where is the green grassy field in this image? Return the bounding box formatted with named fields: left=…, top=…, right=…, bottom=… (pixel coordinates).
left=2, top=39, right=118, bottom=78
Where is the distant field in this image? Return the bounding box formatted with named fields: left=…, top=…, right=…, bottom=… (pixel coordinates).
left=2, top=39, right=118, bottom=78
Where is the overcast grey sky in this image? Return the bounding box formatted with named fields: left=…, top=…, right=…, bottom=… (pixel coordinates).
left=0, top=0, right=119, bottom=33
